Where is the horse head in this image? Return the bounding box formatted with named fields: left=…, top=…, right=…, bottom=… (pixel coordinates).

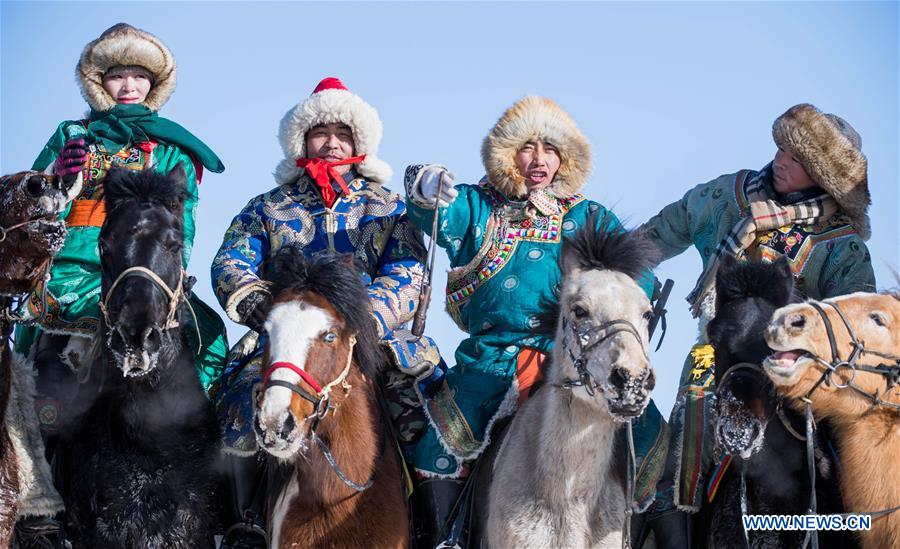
left=254, top=247, right=381, bottom=460
left=0, top=170, right=81, bottom=293
left=99, top=166, right=188, bottom=377
left=708, top=255, right=794, bottom=457
left=764, top=291, right=900, bottom=419
left=555, top=216, right=657, bottom=419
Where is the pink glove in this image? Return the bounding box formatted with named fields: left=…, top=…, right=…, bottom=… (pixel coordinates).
left=54, top=138, right=88, bottom=179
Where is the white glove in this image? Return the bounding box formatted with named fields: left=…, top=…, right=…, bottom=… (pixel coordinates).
left=415, top=164, right=459, bottom=208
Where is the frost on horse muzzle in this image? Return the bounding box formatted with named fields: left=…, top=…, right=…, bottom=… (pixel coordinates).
left=560, top=314, right=655, bottom=419
left=714, top=364, right=773, bottom=458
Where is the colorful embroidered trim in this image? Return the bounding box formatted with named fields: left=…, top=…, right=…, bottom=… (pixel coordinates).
left=707, top=453, right=733, bottom=503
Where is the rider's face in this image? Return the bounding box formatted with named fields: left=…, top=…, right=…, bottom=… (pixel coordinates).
left=772, top=148, right=818, bottom=194
left=515, top=140, right=560, bottom=192
left=305, top=123, right=356, bottom=175
left=102, top=69, right=152, bottom=105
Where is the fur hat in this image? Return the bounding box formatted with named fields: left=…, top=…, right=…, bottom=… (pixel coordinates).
left=481, top=96, right=591, bottom=199
left=274, top=77, right=392, bottom=185
left=77, top=23, right=176, bottom=112
left=772, top=103, right=870, bottom=239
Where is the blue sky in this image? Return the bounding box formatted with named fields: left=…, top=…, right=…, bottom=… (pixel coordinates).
left=2, top=1, right=897, bottom=416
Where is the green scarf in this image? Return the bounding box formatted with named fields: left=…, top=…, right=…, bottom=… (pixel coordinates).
left=49, top=104, right=224, bottom=173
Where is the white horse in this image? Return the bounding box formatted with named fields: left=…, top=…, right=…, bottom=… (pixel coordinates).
left=487, top=221, right=658, bottom=549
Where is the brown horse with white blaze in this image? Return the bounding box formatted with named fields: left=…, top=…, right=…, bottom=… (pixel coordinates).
left=253, top=248, right=408, bottom=548
left=763, top=291, right=900, bottom=549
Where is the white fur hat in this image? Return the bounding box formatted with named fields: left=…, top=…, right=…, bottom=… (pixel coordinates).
left=274, top=77, right=392, bottom=185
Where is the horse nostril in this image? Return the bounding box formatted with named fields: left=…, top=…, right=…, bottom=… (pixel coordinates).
left=645, top=370, right=656, bottom=391
left=281, top=414, right=296, bottom=438
left=143, top=327, right=161, bottom=352
left=25, top=175, right=46, bottom=197
left=789, top=314, right=806, bottom=329
left=609, top=367, right=628, bottom=391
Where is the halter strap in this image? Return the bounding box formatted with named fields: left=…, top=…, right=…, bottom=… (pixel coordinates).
left=263, top=361, right=323, bottom=393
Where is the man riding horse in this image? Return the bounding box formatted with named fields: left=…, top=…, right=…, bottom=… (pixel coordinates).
left=402, top=96, right=670, bottom=547
left=636, top=103, right=876, bottom=547
left=209, top=77, right=428, bottom=548
left=13, top=23, right=227, bottom=546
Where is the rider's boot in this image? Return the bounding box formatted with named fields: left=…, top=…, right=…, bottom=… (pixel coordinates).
left=219, top=453, right=268, bottom=549
left=413, top=477, right=465, bottom=549
left=13, top=514, right=68, bottom=549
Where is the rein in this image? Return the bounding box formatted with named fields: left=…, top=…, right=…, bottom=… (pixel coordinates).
left=553, top=314, right=648, bottom=549
left=794, top=300, right=900, bottom=548
left=99, top=266, right=203, bottom=352
left=261, top=335, right=374, bottom=492
left=0, top=216, right=47, bottom=243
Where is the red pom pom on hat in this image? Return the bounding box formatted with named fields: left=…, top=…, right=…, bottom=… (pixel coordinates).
left=312, top=77, right=348, bottom=95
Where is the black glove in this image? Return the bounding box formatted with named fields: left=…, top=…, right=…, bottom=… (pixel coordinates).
left=237, top=291, right=272, bottom=334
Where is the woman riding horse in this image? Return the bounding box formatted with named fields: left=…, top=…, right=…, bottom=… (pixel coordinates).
left=209, top=76, right=427, bottom=548
left=13, top=23, right=227, bottom=545
left=402, top=96, right=669, bottom=547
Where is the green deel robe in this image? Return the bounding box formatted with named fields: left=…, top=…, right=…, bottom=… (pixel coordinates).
left=16, top=119, right=227, bottom=388
left=407, top=184, right=668, bottom=504
left=640, top=167, right=876, bottom=510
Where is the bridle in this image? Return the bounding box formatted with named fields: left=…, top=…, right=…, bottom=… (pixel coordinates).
left=99, top=266, right=202, bottom=350
left=554, top=313, right=650, bottom=549
left=0, top=216, right=48, bottom=243
left=259, top=334, right=375, bottom=492
left=788, top=300, right=900, bottom=548
left=556, top=314, right=649, bottom=396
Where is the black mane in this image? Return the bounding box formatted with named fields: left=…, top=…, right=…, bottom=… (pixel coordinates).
left=714, top=255, right=796, bottom=310
left=103, top=165, right=188, bottom=212
left=562, top=212, right=660, bottom=280
left=262, top=246, right=385, bottom=377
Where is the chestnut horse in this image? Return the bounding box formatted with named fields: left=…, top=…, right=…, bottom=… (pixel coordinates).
left=764, top=291, right=900, bottom=549
left=0, top=170, right=79, bottom=546
left=254, top=247, right=407, bottom=548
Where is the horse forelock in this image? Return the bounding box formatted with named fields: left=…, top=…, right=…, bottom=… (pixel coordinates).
left=561, top=212, right=659, bottom=280
left=102, top=167, right=188, bottom=215
left=715, top=257, right=796, bottom=309
left=264, top=247, right=385, bottom=379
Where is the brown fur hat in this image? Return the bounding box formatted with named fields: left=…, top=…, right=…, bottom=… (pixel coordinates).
left=77, top=23, right=176, bottom=112
left=481, top=96, right=591, bottom=199
left=772, top=103, right=870, bottom=239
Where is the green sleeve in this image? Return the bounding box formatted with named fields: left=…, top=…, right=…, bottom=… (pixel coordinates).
left=639, top=184, right=699, bottom=266
left=817, top=236, right=877, bottom=298
left=406, top=184, right=491, bottom=268
left=32, top=121, right=70, bottom=171
left=152, top=146, right=200, bottom=267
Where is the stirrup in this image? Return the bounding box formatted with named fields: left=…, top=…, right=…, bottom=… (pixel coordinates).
left=221, top=510, right=269, bottom=549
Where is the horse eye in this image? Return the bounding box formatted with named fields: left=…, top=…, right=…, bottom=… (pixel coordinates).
left=642, top=310, right=653, bottom=322
left=870, top=313, right=887, bottom=327
left=323, top=332, right=337, bottom=343
left=572, top=305, right=587, bottom=319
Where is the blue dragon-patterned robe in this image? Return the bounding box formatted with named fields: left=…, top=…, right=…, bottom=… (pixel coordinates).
left=209, top=171, right=426, bottom=453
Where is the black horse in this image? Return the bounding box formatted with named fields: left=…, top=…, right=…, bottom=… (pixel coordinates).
left=698, top=255, right=855, bottom=548
left=62, top=167, right=219, bottom=548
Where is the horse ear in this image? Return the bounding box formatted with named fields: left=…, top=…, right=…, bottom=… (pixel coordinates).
left=168, top=163, right=187, bottom=190
left=560, top=237, right=581, bottom=277
left=771, top=256, right=795, bottom=304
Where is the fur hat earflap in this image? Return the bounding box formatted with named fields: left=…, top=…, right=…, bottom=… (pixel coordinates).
left=773, top=103, right=870, bottom=239
left=274, top=77, right=392, bottom=185
left=77, top=23, right=176, bottom=112
left=481, top=96, right=591, bottom=199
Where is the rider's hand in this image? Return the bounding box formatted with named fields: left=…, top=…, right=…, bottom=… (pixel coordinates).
left=54, top=138, right=88, bottom=181
left=237, top=291, right=273, bottom=334
left=406, top=164, right=459, bottom=208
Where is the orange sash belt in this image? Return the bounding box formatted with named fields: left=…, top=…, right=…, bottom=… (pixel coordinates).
left=66, top=200, right=106, bottom=227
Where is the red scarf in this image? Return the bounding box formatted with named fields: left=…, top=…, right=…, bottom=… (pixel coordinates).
left=296, top=155, right=366, bottom=207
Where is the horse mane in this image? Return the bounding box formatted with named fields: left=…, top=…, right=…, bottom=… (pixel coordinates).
left=715, top=256, right=796, bottom=307
left=103, top=165, right=188, bottom=213
left=533, top=213, right=658, bottom=336
left=562, top=212, right=660, bottom=280
left=262, top=246, right=385, bottom=378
